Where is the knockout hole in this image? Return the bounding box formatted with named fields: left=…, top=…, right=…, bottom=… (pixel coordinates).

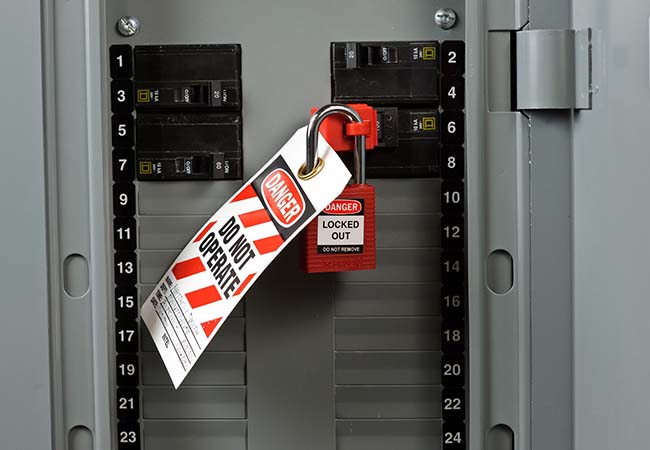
left=63, top=253, right=89, bottom=298
left=486, top=249, right=514, bottom=295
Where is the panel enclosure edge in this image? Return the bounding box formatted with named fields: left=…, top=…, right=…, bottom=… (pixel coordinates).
left=44, top=0, right=114, bottom=448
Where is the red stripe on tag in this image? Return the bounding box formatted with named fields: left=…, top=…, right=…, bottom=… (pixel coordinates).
left=172, top=257, right=206, bottom=280
left=231, top=185, right=257, bottom=203
left=193, top=221, right=217, bottom=243
left=233, top=273, right=256, bottom=296
left=239, top=209, right=272, bottom=228
left=201, top=318, right=222, bottom=337
left=186, top=285, right=222, bottom=309
left=253, top=235, right=284, bottom=255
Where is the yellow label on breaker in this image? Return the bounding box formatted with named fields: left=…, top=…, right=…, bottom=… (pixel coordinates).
left=139, top=161, right=153, bottom=174
left=423, top=47, right=437, bottom=60
left=422, top=117, right=437, bottom=131
left=137, top=89, right=151, bottom=103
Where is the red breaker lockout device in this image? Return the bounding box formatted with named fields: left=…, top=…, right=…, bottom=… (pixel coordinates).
left=309, top=103, right=378, bottom=152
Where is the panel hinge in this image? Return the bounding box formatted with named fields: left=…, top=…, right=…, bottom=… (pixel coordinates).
left=516, top=28, right=592, bottom=110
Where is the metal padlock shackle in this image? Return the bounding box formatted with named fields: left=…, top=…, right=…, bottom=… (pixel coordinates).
left=299, top=103, right=367, bottom=184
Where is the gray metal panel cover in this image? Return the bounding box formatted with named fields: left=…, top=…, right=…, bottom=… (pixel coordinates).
left=0, top=1, right=53, bottom=449
left=572, top=1, right=650, bottom=449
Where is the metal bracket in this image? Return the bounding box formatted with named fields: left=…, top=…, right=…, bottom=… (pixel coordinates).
left=516, top=28, right=592, bottom=110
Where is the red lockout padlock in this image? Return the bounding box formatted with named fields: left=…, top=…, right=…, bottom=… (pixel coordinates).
left=302, top=104, right=376, bottom=273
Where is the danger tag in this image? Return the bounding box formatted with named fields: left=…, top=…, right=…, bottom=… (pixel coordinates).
left=140, top=127, right=351, bottom=388
left=317, top=198, right=365, bottom=254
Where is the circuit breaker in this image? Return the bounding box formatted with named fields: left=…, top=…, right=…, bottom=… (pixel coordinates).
left=11, top=0, right=634, bottom=450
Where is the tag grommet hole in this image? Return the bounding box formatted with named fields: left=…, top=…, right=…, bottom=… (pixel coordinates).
left=298, top=157, right=325, bottom=181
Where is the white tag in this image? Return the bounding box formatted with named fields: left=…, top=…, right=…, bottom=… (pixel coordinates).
left=140, top=126, right=351, bottom=388
left=316, top=198, right=365, bottom=254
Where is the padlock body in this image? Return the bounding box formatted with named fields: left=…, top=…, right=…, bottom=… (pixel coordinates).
left=304, top=184, right=376, bottom=273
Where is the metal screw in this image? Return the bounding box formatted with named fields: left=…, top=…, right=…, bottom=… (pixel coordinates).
left=116, top=16, right=141, bottom=37
left=434, top=8, right=457, bottom=30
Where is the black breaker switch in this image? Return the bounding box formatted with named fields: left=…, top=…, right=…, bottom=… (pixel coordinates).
left=134, top=45, right=242, bottom=111
left=332, top=41, right=439, bottom=105
left=175, top=156, right=211, bottom=176
left=135, top=80, right=239, bottom=109
left=136, top=114, right=242, bottom=181
left=137, top=152, right=232, bottom=181
left=363, top=45, right=399, bottom=65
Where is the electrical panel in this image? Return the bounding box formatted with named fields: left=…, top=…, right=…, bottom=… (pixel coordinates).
left=7, top=1, right=622, bottom=450
left=107, top=37, right=467, bottom=450
left=104, top=5, right=467, bottom=450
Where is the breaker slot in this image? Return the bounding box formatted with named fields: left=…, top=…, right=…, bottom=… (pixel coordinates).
left=134, top=45, right=242, bottom=111
left=135, top=114, right=242, bottom=180
left=332, top=41, right=439, bottom=106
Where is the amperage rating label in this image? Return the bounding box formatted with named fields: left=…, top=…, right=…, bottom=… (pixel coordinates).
left=140, top=127, right=351, bottom=388
left=317, top=198, right=365, bottom=254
